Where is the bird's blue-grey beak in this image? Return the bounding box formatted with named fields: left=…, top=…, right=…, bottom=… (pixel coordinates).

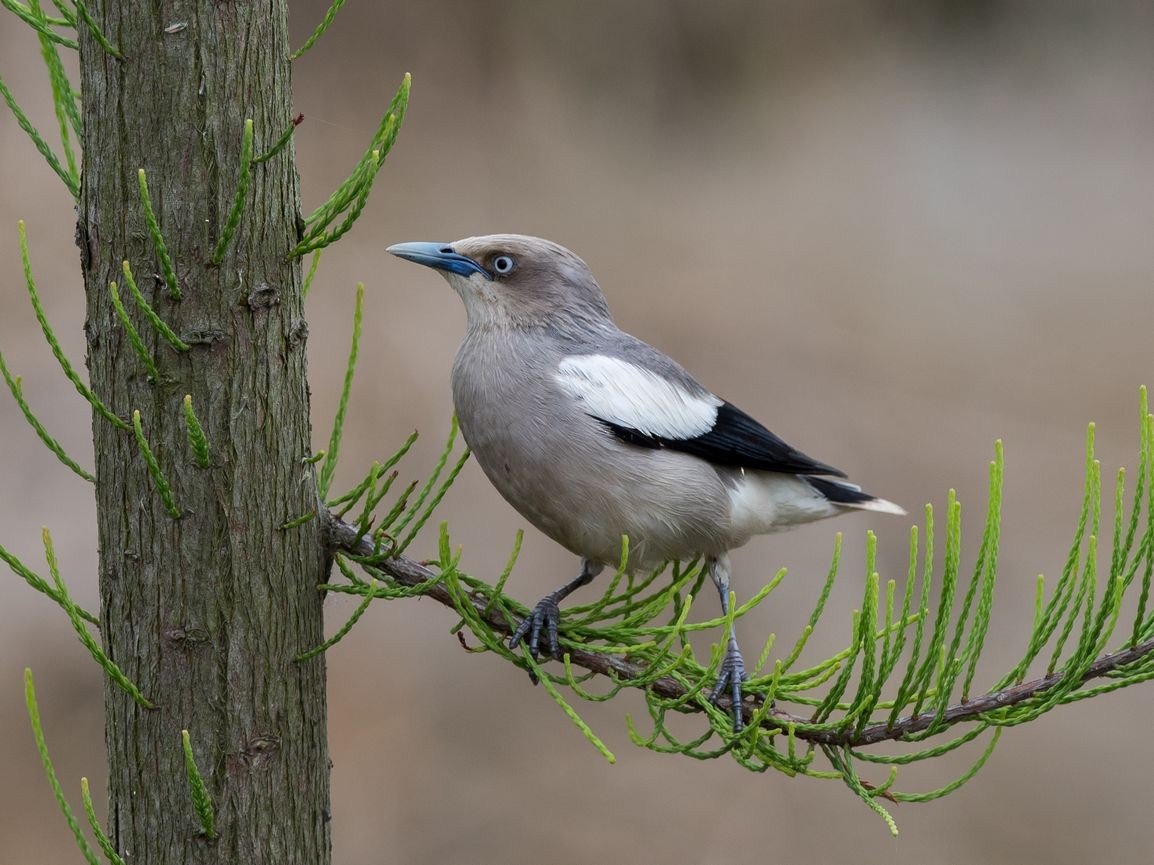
left=387, top=242, right=491, bottom=280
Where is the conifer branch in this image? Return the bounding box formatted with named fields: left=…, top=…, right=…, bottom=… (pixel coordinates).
left=323, top=508, right=1154, bottom=745
left=1, top=540, right=99, bottom=624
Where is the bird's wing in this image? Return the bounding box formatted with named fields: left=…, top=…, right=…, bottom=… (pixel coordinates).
left=553, top=352, right=847, bottom=478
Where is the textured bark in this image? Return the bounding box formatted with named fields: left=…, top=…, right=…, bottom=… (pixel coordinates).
left=79, top=3, right=330, bottom=863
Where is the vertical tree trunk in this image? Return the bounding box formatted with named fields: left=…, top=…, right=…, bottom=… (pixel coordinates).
left=78, top=3, right=330, bottom=863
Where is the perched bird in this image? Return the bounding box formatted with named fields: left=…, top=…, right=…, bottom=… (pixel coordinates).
left=388, top=235, right=904, bottom=730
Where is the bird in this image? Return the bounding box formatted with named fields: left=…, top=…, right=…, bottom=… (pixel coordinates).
left=387, top=234, right=904, bottom=730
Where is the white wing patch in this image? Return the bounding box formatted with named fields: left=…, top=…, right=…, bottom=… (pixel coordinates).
left=554, top=354, right=722, bottom=440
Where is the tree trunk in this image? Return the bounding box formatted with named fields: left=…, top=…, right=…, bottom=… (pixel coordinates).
left=78, top=3, right=330, bottom=863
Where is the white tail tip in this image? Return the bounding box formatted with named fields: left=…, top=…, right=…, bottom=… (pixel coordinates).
left=855, top=497, right=907, bottom=516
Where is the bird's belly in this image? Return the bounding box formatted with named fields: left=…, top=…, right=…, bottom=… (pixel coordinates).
left=460, top=412, right=732, bottom=568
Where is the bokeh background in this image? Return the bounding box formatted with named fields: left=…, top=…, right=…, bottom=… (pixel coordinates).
left=2, top=1, right=1153, bottom=862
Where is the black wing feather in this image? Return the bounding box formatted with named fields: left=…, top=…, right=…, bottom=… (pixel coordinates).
left=599, top=401, right=847, bottom=478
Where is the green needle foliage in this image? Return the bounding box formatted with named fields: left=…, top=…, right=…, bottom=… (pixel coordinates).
left=20, top=221, right=128, bottom=428
left=253, top=112, right=303, bottom=163
left=1, top=0, right=79, bottom=50
left=316, top=387, right=1154, bottom=834
left=317, top=282, right=365, bottom=498
left=0, top=348, right=96, bottom=482
left=132, top=409, right=182, bottom=519
left=0, top=73, right=79, bottom=197
left=291, top=0, right=347, bottom=60
left=211, top=118, right=254, bottom=264
left=181, top=730, right=217, bottom=839
left=1, top=539, right=99, bottom=625
left=291, top=73, right=409, bottom=256
left=182, top=395, right=211, bottom=468
left=80, top=777, right=126, bottom=865
left=73, top=0, right=122, bottom=59
left=48, top=0, right=75, bottom=27
left=136, top=170, right=181, bottom=299
left=302, top=249, right=322, bottom=298
left=42, top=527, right=155, bottom=709
left=121, top=260, right=190, bottom=351
left=108, top=281, right=161, bottom=380
left=29, top=0, right=82, bottom=182
left=24, top=669, right=103, bottom=865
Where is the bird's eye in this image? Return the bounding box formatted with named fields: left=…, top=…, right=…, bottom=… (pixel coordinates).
left=492, top=255, right=515, bottom=275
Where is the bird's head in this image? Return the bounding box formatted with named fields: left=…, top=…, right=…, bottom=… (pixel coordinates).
left=387, top=234, right=612, bottom=331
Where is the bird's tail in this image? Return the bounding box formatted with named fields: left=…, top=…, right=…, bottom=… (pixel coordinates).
left=804, top=476, right=907, bottom=516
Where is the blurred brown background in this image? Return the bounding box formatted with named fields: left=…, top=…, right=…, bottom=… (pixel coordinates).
left=2, top=1, right=1153, bottom=862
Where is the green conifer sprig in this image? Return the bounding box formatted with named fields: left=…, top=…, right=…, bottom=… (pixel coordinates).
left=121, top=261, right=190, bottom=351
left=136, top=170, right=181, bottom=300
left=210, top=118, right=254, bottom=264
left=20, top=221, right=128, bottom=428
left=29, top=0, right=81, bottom=181
left=182, top=395, right=211, bottom=468
left=108, top=281, right=161, bottom=380
left=302, top=250, right=322, bottom=298
left=253, top=113, right=303, bottom=164
left=80, top=777, right=126, bottom=865
left=1, top=0, right=79, bottom=49
left=132, top=410, right=182, bottom=519
left=290, top=0, right=347, bottom=60
left=0, top=349, right=95, bottom=482
left=48, top=0, right=74, bottom=26
left=1, top=540, right=99, bottom=625
left=0, top=76, right=79, bottom=197
left=317, top=283, right=364, bottom=498
left=73, top=0, right=121, bottom=59
left=181, top=730, right=216, bottom=838
left=42, top=527, right=155, bottom=708
left=24, top=669, right=103, bottom=865
left=290, top=73, right=409, bottom=257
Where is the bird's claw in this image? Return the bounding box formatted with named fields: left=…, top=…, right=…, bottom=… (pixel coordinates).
left=509, top=593, right=562, bottom=665
left=710, top=642, right=749, bottom=732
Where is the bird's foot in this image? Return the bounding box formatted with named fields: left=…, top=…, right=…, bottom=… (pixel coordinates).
left=509, top=592, right=563, bottom=665
left=710, top=641, right=749, bottom=733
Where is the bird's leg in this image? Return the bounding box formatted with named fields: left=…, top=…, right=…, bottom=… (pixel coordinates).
left=509, top=558, right=604, bottom=662
left=707, top=554, right=748, bottom=732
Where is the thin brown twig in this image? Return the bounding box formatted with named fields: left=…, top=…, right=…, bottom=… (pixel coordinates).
left=322, top=509, right=1154, bottom=748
